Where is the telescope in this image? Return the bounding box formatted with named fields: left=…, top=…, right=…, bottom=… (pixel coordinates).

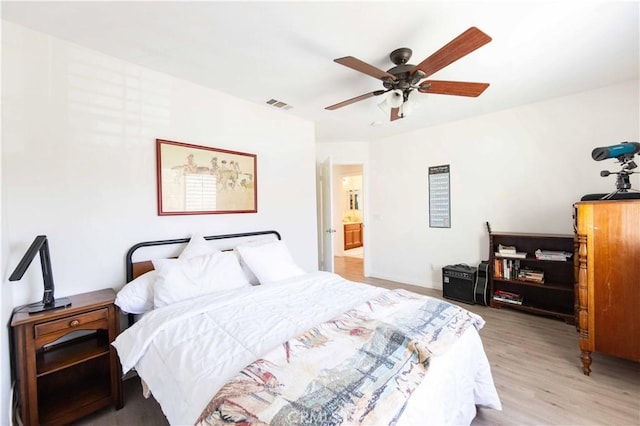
left=591, top=142, right=640, bottom=161
left=589, top=141, right=639, bottom=199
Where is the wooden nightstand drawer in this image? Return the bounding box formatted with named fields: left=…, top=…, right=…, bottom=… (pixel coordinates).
left=35, top=308, right=108, bottom=340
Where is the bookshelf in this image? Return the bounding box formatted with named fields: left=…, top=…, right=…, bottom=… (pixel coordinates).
left=489, top=232, right=575, bottom=324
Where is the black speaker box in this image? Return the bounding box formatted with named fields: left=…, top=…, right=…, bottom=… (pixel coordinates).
left=442, top=264, right=477, bottom=305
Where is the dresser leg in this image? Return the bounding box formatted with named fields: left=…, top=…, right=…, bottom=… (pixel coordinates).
left=580, top=350, right=592, bottom=376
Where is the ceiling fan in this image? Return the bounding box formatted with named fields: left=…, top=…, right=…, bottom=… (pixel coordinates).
left=325, top=27, right=492, bottom=122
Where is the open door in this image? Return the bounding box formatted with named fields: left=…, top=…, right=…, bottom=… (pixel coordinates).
left=319, top=157, right=335, bottom=272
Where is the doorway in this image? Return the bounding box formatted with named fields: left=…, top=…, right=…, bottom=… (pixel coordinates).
left=333, top=164, right=364, bottom=279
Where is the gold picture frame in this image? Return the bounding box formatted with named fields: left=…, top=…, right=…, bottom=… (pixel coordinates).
left=156, top=139, right=257, bottom=215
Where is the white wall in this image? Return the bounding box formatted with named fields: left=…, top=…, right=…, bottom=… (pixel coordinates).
left=1, top=21, right=317, bottom=422
left=316, top=141, right=369, bottom=164
left=367, top=80, right=639, bottom=288
left=1, top=61, right=10, bottom=426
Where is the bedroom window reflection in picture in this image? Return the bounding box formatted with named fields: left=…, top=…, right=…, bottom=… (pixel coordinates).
left=156, top=139, right=257, bottom=215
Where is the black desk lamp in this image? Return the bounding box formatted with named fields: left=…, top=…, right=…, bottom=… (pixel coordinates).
left=9, top=235, right=71, bottom=314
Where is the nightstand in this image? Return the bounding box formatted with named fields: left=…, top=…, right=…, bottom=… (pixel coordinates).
left=10, top=288, right=123, bottom=426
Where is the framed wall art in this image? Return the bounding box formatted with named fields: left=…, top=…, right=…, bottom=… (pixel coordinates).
left=428, top=164, right=451, bottom=228
left=156, top=139, right=257, bottom=215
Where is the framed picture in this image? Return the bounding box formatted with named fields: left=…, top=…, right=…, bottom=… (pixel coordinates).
left=428, top=164, right=451, bottom=228
left=156, top=139, right=257, bottom=215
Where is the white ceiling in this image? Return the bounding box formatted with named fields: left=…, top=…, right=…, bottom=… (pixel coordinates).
left=2, top=1, right=638, bottom=141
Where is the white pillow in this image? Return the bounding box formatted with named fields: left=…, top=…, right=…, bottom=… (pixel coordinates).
left=115, top=234, right=220, bottom=314
left=236, top=240, right=305, bottom=284
left=114, top=270, right=157, bottom=314
left=179, top=233, right=219, bottom=260
left=233, top=249, right=260, bottom=285
left=152, top=257, right=181, bottom=274
left=153, top=251, right=250, bottom=308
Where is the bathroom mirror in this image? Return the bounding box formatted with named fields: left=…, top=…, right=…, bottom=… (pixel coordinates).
left=348, top=189, right=361, bottom=210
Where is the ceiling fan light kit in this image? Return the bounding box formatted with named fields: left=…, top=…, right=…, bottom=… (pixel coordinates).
left=325, top=26, right=492, bottom=122
left=402, top=90, right=422, bottom=116
left=387, top=89, right=404, bottom=108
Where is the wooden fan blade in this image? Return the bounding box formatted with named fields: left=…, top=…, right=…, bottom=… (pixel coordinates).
left=390, top=107, right=401, bottom=121
left=325, top=90, right=386, bottom=110
left=418, top=80, right=490, bottom=97
left=334, top=56, right=397, bottom=81
left=410, top=27, right=492, bottom=78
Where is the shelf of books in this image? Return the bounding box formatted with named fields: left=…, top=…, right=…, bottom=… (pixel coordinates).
left=489, top=232, right=575, bottom=324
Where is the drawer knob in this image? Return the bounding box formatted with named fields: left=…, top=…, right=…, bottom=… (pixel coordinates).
left=69, top=319, right=80, bottom=327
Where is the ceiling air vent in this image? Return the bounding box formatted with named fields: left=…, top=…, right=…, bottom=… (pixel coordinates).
left=266, top=99, right=293, bottom=110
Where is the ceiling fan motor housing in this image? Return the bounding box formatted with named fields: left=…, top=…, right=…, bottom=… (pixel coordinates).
left=384, top=64, right=418, bottom=90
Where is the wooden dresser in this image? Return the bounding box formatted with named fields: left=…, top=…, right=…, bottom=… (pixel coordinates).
left=574, top=199, right=640, bottom=375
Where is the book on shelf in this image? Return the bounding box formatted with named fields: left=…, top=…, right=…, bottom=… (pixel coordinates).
left=534, top=249, right=573, bottom=261
left=493, top=258, right=521, bottom=280
left=517, top=267, right=544, bottom=283
left=494, top=251, right=527, bottom=259
left=498, top=244, right=516, bottom=254
left=493, top=290, right=523, bottom=305
left=496, top=244, right=527, bottom=258
left=494, top=297, right=523, bottom=305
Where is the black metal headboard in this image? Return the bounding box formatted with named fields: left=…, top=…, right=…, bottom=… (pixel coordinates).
left=125, top=230, right=281, bottom=282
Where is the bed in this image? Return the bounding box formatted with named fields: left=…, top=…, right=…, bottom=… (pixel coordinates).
left=112, top=231, right=501, bottom=425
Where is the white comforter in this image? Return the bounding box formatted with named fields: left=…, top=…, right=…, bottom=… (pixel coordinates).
left=113, top=272, right=501, bottom=425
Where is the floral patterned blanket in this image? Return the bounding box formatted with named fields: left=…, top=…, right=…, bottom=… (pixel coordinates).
left=196, top=289, right=484, bottom=426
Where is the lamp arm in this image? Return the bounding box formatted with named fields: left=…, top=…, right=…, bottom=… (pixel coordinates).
left=38, top=239, right=55, bottom=305
left=9, top=235, right=56, bottom=307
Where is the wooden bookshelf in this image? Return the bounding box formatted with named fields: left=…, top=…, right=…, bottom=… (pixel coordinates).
left=489, top=232, right=575, bottom=324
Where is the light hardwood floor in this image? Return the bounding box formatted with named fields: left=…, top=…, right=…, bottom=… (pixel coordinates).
left=75, top=256, right=640, bottom=425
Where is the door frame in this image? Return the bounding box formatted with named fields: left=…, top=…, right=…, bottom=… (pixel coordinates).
left=331, top=161, right=368, bottom=277
left=318, top=157, right=335, bottom=272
